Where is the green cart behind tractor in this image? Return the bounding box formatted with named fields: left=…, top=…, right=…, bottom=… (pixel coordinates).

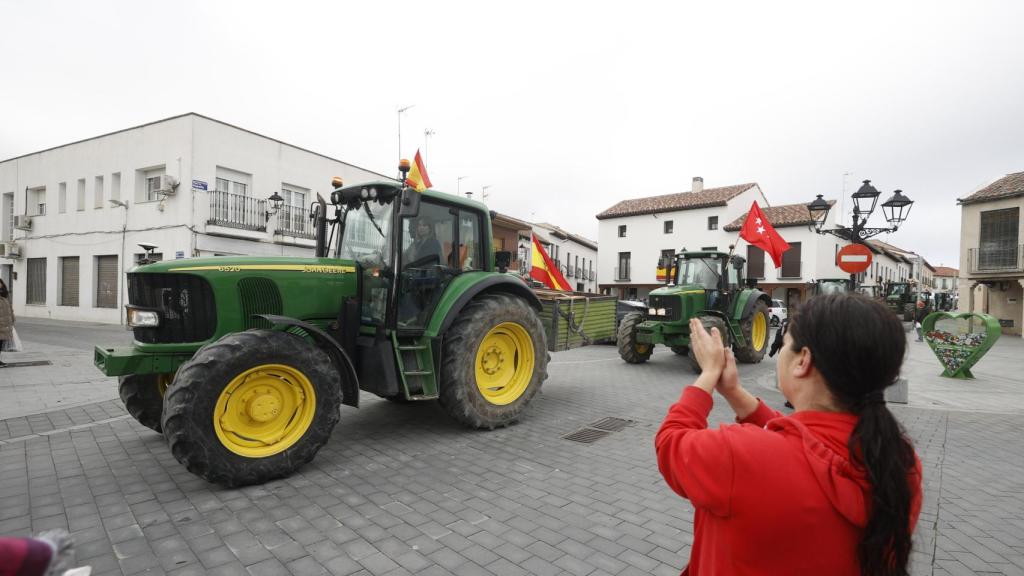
left=95, top=163, right=549, bottom=486
left=617, top=250, right=772, bottom=371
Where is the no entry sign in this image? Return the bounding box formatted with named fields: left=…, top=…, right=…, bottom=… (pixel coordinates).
left=837, top=243, right=873, bottom=274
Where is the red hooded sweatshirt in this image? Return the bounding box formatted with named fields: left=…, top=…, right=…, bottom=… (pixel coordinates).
left=655, top=387, right=922, bottom=576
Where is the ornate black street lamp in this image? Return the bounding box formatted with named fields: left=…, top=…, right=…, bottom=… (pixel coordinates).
left=807, top=180, right=914, bottom=289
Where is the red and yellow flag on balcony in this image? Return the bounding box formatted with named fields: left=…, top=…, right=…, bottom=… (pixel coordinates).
left=405, top=149, right=432, bottom=192
left=530, top=234, right=572, bottom=291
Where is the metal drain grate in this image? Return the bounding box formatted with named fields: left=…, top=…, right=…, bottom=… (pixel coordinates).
left=588, top=417, right=634, bottom=432
left=0, top=361, right=52, bottom=368
left=562, top=428, right=612, bottom=443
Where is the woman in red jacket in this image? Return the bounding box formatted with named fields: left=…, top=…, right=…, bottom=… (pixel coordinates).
left=656, top=294, right=922, bottom=576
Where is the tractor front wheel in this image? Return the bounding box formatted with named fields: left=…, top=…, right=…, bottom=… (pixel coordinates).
left=439, top=293, right=549, bottom=429
left=734, top=299, right=770, bottom=364
left=670, top=345, right=689, bottom=356
left=618, top=313, right=653, bottom=364
left=162, top=330, right=341, bottom=486
left=119, top=373, right=172, bottom=433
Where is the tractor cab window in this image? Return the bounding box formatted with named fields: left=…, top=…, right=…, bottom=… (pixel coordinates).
left=458, top=211, right=483, bottom=271
left=679, top=257, right=721, bottom=290
left=339, top=200, right=395, bottom=325
left=398, top=201, right=457, bottom=328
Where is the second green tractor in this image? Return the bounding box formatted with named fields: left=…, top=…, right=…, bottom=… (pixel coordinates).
left=617, top=250, right=772, bottom=371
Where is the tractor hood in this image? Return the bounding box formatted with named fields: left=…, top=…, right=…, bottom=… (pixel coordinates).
left=131, top=255, right=358, bottom=275
left=649, top=284, right=706, bottom=297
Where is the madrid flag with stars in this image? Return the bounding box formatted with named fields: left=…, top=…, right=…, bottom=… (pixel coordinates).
left=739, top=201, right=790, bottom=268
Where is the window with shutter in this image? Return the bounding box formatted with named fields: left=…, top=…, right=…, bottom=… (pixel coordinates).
left=27, top=258, right=46, bottom=304
left=60, top=257, right=80, bottom=306
left=746, top=245, right=765, bottom=279
left=780, top=242, right=802, bottom=278
left=96, top=255, right=119, bottom=308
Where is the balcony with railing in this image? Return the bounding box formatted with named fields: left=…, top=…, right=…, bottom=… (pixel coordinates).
left=969, top=245, right=1024, bottom=274
left=208, top=191, right=266, bottom=231
left=275, top=205, right=314, bottom=238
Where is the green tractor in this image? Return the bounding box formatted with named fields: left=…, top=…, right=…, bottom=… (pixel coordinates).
left=812, top=278, right=853, bottom=296
left=95, top=163, right=549, bottom=486
left=617, top=250, right=772, bottom=371
left=884, top=281, right=916, bottom=321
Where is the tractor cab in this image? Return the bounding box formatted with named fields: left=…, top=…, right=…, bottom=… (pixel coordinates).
left=812, top=278, right=853, bottom=296
left=323, top=171, right=489, bottom=334
left=662, top=251, right=747, bottom=315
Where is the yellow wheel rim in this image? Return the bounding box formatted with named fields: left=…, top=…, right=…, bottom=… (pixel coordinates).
left=157, top=373, right=172, bottom=397
left=752, top=312, right=767, bottom=351
left=635, top=343, right=650, bottom=354
left=213, top=364, right=316, bottom=458
left=475, top=322, right=535, bottom=406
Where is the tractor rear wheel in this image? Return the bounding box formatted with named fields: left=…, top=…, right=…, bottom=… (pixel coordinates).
left=162, top=330, right=341, bottom=486
left=119, top=373, right=172, bottom=433
left=734, top=299, right=770, bottom=364
left=618, top=313, right=653, bottom=364
left=439, top=293, right=548, bottom=429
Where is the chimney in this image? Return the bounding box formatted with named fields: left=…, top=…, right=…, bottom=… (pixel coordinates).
left=692, top=177, right=703, bottom=194
left=465, top=191, right=473, bottom=199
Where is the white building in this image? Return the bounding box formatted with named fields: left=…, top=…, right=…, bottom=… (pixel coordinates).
left=0, top=113, right=385, bottom=324
left=596, top=177, right=768, bottom=300
left=532, top=222, right=598, bottom=293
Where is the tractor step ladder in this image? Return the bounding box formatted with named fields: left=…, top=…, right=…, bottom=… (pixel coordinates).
left=393, top=334, right=439, bottom=400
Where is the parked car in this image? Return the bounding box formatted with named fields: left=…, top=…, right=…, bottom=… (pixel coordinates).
left=769, top=299, right=787, bottom=327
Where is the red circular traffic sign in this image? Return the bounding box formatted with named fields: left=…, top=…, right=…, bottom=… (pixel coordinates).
left=837, top=243, right=873, bottom=273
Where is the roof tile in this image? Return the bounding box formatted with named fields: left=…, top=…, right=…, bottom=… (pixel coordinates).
left=722, top=200, right=835, bottom=231
left=596, top=183, right=757, bottom=220
left=959, top=171, right=1024, bottom=204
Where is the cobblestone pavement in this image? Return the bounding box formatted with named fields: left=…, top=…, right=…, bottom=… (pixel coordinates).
left=1, top=332, right=1022, bottom=575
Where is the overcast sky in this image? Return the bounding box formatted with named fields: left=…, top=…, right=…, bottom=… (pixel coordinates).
left=2, top=0, right=1022, bottom=268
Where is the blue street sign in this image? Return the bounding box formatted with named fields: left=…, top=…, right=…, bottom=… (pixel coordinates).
left=176, top=251, right=185, bottom=259
left=192, top=180, right=208, bottom=191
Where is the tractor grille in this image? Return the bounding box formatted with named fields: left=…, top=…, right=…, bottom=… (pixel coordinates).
left=238, top=277, right=283, bottom=329
left=649, top=295, right=682, bottom=322
left=128, top=273, right=216, bottom=344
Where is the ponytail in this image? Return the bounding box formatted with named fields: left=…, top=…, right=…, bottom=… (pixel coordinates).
left=788, top=294, right=916, bottom=576
left=850, top=402, right=916, bottom=576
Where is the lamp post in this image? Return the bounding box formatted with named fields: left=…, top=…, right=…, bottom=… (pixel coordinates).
left=109, top=199, right=129, bottom=325
left=264, top=191, right=285, bottom=223
left=481, top=185, right=492, bottom=204
left=807, top=180, right=914, bottom=290
left=397, top=104, right=415, bottom=160
left=424, top=128, right=435, bottom=163
left=456, top=176, right=467, bottom=196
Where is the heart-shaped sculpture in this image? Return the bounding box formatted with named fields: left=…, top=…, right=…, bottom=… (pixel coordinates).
left=922, top=312, right=1001, bottom=379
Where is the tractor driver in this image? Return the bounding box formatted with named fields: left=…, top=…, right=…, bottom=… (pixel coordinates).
left=403, top=217, right=443, bottom=266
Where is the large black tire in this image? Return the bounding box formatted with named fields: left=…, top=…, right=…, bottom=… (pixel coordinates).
left=670, top=345, right=689, bottom=356
left=119, top=374, right=168, bottom=433
left=734, top=299, right=770, bottom=364
left=686, top=348, right=702, bottom=374
left=439, top=293, right=549, bottom=429
left=617, top=312, right=653, bottom=364
left=161, top=330, right=341, bottom=487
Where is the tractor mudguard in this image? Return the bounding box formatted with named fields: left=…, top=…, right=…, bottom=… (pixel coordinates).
left=736, top=290, right=770, bottom=320
left=428, top=274, right=542, bottom=338
left=256, top=314, right=360, bottom=408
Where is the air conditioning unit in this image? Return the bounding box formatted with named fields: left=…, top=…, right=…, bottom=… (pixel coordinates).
left=156, top=175, right=180, bottom=196
left=5, top=242, right=21, bottom=259
left=14, top=215, right=32, bottom=230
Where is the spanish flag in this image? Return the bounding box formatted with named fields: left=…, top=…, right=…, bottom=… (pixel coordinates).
left=405, top=149, right=432, bottom=192
left=530, top=234, right=572, bottom=291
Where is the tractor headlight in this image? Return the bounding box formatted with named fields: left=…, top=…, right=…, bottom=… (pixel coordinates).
left=360, top=188, right=369, bottom=199
left=126, top=307, right=160, bottom=328
left=657, top=308, right=667, bottom=316
left=649, top=308, right=657, bottom=316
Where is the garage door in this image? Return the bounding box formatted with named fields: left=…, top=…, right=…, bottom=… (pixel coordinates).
left=60, top=257, right=79, bottom=306
left=96, top=255, right=118, bottom=308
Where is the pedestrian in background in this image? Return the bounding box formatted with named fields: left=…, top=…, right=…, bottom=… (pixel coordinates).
left=0, top=279, right=15, bottom=366
left=656, top=293, right=922, bottom=576
left=914, top=299, right=927, bottom=342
